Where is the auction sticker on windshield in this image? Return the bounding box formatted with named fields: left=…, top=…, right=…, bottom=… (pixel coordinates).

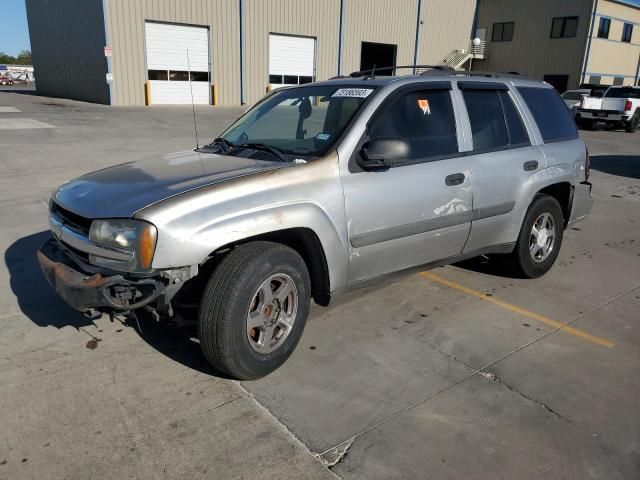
left=332, top=88, right=374, bottom=98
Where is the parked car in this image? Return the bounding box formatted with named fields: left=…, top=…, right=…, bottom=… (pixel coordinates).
left=39, top=67, right=593, bottom=379
left=0, top=74, right=14, bottom=86
left=561, top=89, right=591, bottom=118
left=562, top=89, right=591, bottom=108
left=577, top=85, right=640, bottom=132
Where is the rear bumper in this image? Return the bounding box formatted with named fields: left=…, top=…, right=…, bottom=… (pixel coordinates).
left=577, top=109, right=628, bottom=122
left=569, top=182, right=593, bottom=225
left=37, top=238, right=165, bottom=313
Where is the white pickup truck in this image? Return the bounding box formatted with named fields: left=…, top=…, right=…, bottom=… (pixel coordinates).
left=577, top=86, right=640, bottom=132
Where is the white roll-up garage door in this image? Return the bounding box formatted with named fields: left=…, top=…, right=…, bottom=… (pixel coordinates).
left=145, top=22, right=210, bottom=105
left=269, top=34, right=316, bottom=89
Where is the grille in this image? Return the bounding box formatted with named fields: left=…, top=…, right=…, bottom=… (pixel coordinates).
left=51, top=202, right=92, bottom=236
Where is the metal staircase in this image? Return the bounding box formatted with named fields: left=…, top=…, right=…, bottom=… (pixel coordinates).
left=438, top=40, right=487, bottom=70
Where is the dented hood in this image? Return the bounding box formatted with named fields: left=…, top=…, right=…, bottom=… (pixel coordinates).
left=53, top=149, right=289, bottom=219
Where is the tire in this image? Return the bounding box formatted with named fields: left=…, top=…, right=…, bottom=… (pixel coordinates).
left=625, top=112, right=639, bottom=133
left=198, top=241, right=311, bottom=380
left=579, top=119, right=594, bottom=130
left=502, top=194, right=564, bottom=279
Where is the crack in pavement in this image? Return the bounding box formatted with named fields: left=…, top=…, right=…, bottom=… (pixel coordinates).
left=475, top=370, right=639, bottom=455
left=318, top=281, right=640, bottom=460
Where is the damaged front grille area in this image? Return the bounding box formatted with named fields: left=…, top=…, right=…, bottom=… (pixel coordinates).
left=51, top=202, right=92, bottom=236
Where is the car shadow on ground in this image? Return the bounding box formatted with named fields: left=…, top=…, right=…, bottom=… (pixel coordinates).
left=590, top=154, right=640, bottom=180
left=5, top=231, right=230, bottom=377
left=128, top=313, right=233, bottom=378
left=453, top=255, right=512, bottom=277
left=5, top=231, right=93, bottom=329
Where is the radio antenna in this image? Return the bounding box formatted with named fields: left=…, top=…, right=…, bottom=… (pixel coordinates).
left=186, top=48, right=200, bottom=150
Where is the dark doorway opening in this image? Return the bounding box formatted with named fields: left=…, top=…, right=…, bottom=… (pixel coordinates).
left=543, top=74, right=569, bottom=93
left=360, top=42, right=397, bottom=75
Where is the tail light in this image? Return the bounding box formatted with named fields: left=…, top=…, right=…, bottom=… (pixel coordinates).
left=584, top=145, right=591, bottom=181
left=625, top=100, right=632, bottom=112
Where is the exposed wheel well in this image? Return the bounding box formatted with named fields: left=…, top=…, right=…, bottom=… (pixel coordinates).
left=537, top=182, right=572, bottom=227
left=205, top=228, right=331, bottom=306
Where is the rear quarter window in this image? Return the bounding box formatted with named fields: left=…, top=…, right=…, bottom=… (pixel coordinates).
left=517, top=87, right=578, bottom=143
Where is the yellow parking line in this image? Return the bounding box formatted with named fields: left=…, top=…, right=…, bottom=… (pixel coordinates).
left=420, top=271, right=614, bottom=348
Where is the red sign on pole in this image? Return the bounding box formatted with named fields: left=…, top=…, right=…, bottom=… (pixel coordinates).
left=104, top=46, right=112, bottom=57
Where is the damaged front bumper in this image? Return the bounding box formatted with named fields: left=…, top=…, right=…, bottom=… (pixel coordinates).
left=38, top=238, right=169, bottom=314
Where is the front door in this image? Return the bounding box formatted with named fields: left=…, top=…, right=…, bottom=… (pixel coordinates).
left=342, top=86, right=472, bottom=283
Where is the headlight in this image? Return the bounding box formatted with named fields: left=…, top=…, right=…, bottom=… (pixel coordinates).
left=89, top=219, right=157, bottom=272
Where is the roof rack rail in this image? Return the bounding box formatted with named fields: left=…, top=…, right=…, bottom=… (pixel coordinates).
left=345, top=66, right=532, bottom=81
left=445, top=70, right=528, bottom=79
left=349, top=65, right=450, bottom=78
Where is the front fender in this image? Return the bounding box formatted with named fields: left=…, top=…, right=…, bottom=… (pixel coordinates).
left=136, top=155, right=349, bottom=292
left=187, top=202, right=348, bottom=290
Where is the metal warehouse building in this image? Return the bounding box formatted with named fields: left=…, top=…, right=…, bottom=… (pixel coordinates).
left=26, top=0, right=476, bottom=106
left=473, top=0, right=640, bottom=91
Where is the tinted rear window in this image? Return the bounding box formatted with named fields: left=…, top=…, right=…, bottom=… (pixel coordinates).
left=462, top=90, right=509, bottom=150
left=605, top=87, right=640, bottom=99
left=517, top=87, right=578, bottom=143
left=461, top=89, right=529, bottom=151
left=499, top=91, right=529, bottom=145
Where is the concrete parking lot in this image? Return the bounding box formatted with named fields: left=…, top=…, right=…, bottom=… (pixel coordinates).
left=0, top=90, right=638, bottom=479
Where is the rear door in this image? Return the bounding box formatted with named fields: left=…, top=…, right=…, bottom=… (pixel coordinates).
left=457, top=82, right=547, bottom=252
left=342, top=84, right=472, bottom=283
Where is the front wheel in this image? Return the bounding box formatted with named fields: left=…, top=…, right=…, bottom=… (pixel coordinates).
left=502, top=194, right=564, bottom=279
left=198, top=241, right=311, bottom=380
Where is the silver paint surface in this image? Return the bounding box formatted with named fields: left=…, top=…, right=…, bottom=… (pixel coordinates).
left=53, top=150, right=290, bottom=218
left=52, top=74, right=592, bottom=294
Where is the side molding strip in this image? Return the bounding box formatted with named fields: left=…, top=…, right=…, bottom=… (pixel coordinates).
left=350, top=210, right=472, bottom=248
left=350, top=201, right=516, bottom=248
left=472, top=201, right=515, bottom=221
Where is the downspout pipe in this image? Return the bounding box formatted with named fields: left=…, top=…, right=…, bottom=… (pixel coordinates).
left=102, top=0, right=115, bottom=105
left=412, top=0, right=424, bottom=74
left=239, top=0, right=246, bottom=105
left=581, top=0, right=599, bottom=86
left=338, top=0, right=345, bottom=75
left=470, top=0, right=479, bottom=41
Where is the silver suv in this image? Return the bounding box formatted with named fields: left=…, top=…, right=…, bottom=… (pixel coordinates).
left=38, top=67, right=593, bottom=379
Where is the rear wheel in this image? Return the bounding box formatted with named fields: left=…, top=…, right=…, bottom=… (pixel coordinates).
left=198, top=241, right=311, bottom=380
left=625, top=112, right=639, bottom=133
left=579, top=118, right=594, bottom=130
left=502, top=194, right=564, bottom=279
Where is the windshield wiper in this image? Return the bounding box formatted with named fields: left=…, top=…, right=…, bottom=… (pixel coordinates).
left=208, top=137, right=235, bottom=153
left=232, top=143, right=289, bottom=162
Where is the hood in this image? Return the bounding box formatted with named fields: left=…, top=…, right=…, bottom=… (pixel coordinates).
left=53, top=150, right=289, bottom=219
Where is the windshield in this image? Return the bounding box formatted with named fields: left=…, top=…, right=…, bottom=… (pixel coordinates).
left=219, top=85, right=376, bottom=158
left=605, top=87, right=640, bottom=99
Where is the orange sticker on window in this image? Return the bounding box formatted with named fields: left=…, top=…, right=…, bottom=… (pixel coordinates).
left=418, top=99, right=431, bottom=115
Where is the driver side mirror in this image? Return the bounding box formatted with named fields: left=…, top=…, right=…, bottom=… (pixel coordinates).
left=357, top=138, right=411, bottom=171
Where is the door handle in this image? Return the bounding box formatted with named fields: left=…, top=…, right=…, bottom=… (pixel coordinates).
left=445, top=173, right=465, bottom=186
left=523, top=160, right=539, bottom=172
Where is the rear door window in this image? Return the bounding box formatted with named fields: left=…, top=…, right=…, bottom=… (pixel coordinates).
left=461, top=87, right=530, bottom=151
left=517, top=87, right=578, bottom=143
left=604, top=87, right=640, bottom=99
left=499, top=91, right=529, bottom=146
left=462, top=90, right=509, bottom=150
